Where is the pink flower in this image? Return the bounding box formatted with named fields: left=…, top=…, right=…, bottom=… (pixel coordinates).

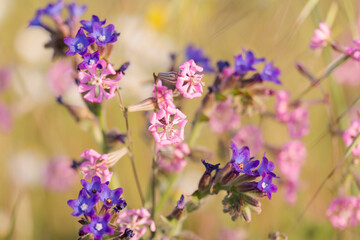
left=79, top=149, right=113, bottom=183
left=276, top=140, right=307, bottom=204
left=157, top=142, right=190, bottom=173
left=117, top=207, right=156, bottom=240
left=221, top=66, right=235, bottom=80
left=176, top=59, right=204, bottom=99
left=148, top=107, right=187, bottom=146
left=326, top=195, right=360, bottom=230
left=43, top=156, right=77, bottom=192
left=153, top=80, right=175, bottom=109
left=209, top=98, right=240, bottom=133
left=287, top=107, right=310, bottom=138
left=343, top=119, right=360, bottom=157
left=283, top=179, right=298, bottom=204
left=346, top=39, right=360, bottom=61
left=275, top=90, right=291, bottom=122
left=0, top=101, right=12, bottom=133
left=232, top=125, right=263, bottom=155
left=309, top=22, right=331, bottom=49
left=78, top=60, right=122, bottom=103
left=47, top=60, right=76, bottom=96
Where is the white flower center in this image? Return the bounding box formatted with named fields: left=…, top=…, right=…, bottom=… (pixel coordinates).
left=95, top=223, right=103, bottom=231
left=80, top=203, right=88, bottom=211
left=76, top=42, right=84, bottom=50
left=89, top=59, right=95, bottom=65
left=261, top=182, right=268, bottom=189
left=98, top=35, right=106, bottom=42
left=91, top=76, right=103, bottom=86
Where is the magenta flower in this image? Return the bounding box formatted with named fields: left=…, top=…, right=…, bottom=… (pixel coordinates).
left=209, top=98, right=240, bottom=133
left=78, top=60, right=122, bottom=103
left=287, top=107, right=310, bottom=138
left=153, top=80, right=175, bottom=109
left=309, top=22, right=331, bottom=49
left=326, top=195, right=360, bottom=230
left=47, top=59, right=76, bottom=96
left=275, top=90, right=291, bottom=122
left=346, top=39, right=360, bottom=61
left=117, top=207, right=156, bottom=240
left=343, top=119, right=360, bottom=157
left=43, top=156, right=77, bottom=192
left=148, top=107, right=187, bottom=146
left=232, top=125, right=263, bottom=155
left=156, top=142, right=190, bottom=173
left=176, top=59, right=204, bottom=99
left=79, top=149, right=113, bottom=183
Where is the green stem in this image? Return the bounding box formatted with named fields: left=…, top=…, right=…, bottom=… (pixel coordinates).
left=156, top=173, right=179, bottom=213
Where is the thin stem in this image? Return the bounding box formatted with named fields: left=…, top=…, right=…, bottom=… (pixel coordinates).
left=150, top=145, right=157, bottom=238
left=116, top=88, right=145, bottom=205
left=156, top=173, right=179, bottom=213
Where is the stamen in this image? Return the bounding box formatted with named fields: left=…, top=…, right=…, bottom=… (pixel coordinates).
left=106, top=198, right=112, bottom=205
left=238, top=163, right=244, bottom=169
left=261, top=182, right=267, bottom=189
left=98, top=35, right=106, bottom=42
left=80, top=203, right=88, bottom=211
left=76, top=42, right=84, bottom=50
left=95, top=223, right=103, bottom=231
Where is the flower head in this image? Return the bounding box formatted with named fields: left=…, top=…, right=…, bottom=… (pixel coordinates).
left=257, top=171, right=277, bottom=199
left=67, top=2, right=87, bottom=19
left=79, top=149, right=113, bottom=183
left=185, top=45, right=214, bottom=72
left=148, top=107, right=187, bottom=146
left=209, top=98, right=240, bottom=133
left=260, top=62, right=281, bottom=85
left=326, top=195, right=360, bottom=230
left=346, top=39, right=360, bottom=62
left=78, top=60, right=122, bottom=103
left=202, top=159, right=220, bottom=174
left=157, top=142, right=190, bottom=173
left=43, top=0, right=64, bottom=17
left=232, top=125, right=263, bottom=155
left=88, top=22, right=118, bottom=47
left=67, top=189, right=99, bottom=216
left=82, top=213, right=114, bottom=240
left=256, top=153, right=277, bottom=178
left=287, top=107, right=310, bottom=138
left=64, top=28, right=94, bottom=56
left=153, top=80, right=175, bottom=109
left=81, top=176, right=103, bottom=196
left=80, top=15, right=106, bottom=33
left=99, top=184, right=123, bottom=208
left=275, top=90, right=291, bottom=122
left=117, top=207, right=156, bottom=240
left=230, top=142, right=259, bottom=175
left=78, top=51, right=100, bottom=69
left=343, top=119, right=360, bottom=157
left=176, top=59, right=204, bottom=99
left=309, top=22, right=331, bottom=49
left=234, top=49, right=265, bottom=75
left=29, top=9, right=45, bottom=27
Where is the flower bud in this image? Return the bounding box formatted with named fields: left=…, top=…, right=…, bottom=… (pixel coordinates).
left=127, top=97, right=156, bottom=112
left=167, top=195, right=186, bottom=220
left=242, top=194, right=261, bottom=207
left=236, top=182, right=258, bottom=192
left=240, top=206, right=251, bottom=222
left=158, top=71, right=179, bottom=84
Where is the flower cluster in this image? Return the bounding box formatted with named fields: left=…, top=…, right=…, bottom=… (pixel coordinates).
left=68, top=176, right=129, bottom=239
left=326, top=195, right=360, bottom=230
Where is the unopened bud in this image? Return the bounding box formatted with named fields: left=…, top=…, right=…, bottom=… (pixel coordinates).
left=127, top=97, right=156, bottom=112
left=242, top=194, right=261, bottom=207
left=158, top=71, right=179, bottom=84
left=240, top=206, right=251, bottom=223
left=236, top=182, right=258, bottom=192
left=105, top=147, right=129, bottom=167
left=168, top=195, right=186, bottom=220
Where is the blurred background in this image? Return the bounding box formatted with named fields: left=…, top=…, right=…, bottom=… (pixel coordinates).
left=1, top=0, right=360, bottom=239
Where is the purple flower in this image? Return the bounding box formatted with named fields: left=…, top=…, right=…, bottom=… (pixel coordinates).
left=81, top=176, right=103, bottom=196
left=64, top=28, right=94, bottom=56
left=176, top=195, right=185, bottom=209
left=67, top=189, right=99, bottom=216
left=201, top=159, right=220, bottom=174
left=234, top=49, right=265, bottom=75
left=230, top=142, right=259, bottom=175
left=99, top=184, right=123, bottom=208
left=29, top=9, right=45, bottom=27
left=43, top=0, right=64, bottom=17
left=78, top=51, right=100, bottom=69
left=67, top=2, right=87, bottom=19
left=260, top=62, right=281, bottom=84
left=217, top=60, right=230, bottom=73
left=80, top=15, right=106, bottom=33
left=82, top=213, right=114, bottom=240
left=88, top=22, right=118, bottom=47
left=114, top=199, right=127, bottom=212
left=185, top=45, right=214, bottom=72
left=257, top=171, right=277, bottom=199
left=256, top=153, right=278, bottom=178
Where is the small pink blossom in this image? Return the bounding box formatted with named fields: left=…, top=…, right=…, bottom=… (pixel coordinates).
left=276, top=140, right=307, bottom=204
left=209, top=98, right=240, bottom=133
left=43, top=156, right=77, bottom=192
left=283, top=179, right=298, bottom=204
left=78, top=60, right=122, bottom=103
left=0, top=101, right=12, bottom=133
left=346, top=39, right=360, bottom=61
left=157, top=142, right=190, bottom=173
left=309, top=22, right=331, bottom=49
left=287, top=107, right=310, bottom=138
left=148, top=107, right=187, bottom=146
left=79, top=149, right=113, bottom=183
left=326, top=195, right=360, bottom=230
left=232, top=125, right=263, bottom=155
left=176, top=59, right=204, bottom=99
left=47, top=59, right=76, bottom=96
left=117, top=207, right=156, bottom=240
left=275, top=90, right=291, bottom=122
left=153, top=80, right=175, bottom=109
left=343, top=119, right=360, bottom=157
